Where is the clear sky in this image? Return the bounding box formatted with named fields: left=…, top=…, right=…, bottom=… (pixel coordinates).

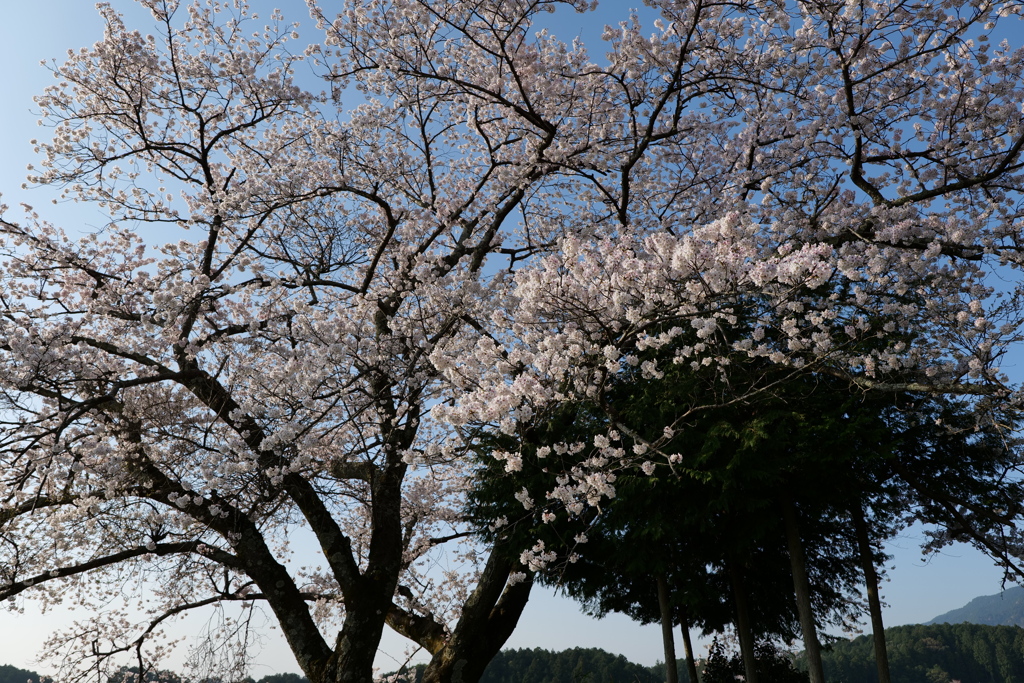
left=0, top=0, right=1017, bottom=679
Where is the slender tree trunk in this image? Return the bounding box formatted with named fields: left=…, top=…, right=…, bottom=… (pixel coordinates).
left=727, top=560, right=759, bottom=683
left=782, top=498, right=825, bottom=683
left=679, top=608, right=700, bottom=683
left=852, top=505, right=892, bottom=683
left=657, top=573, right=679, bottom=683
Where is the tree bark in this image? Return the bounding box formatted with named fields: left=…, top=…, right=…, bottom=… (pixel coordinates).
left=323, top=457, right=411, bottom=682
left=782, top=498, right=825, bottom=683
left=657, top=572, right=679, bottom=683
left=727, top=560, right=759, bottom=683
left=679, top=608, right=700, bottom=683
left=420, top=547, right=535, bottom=683
left=323, top=586, right=397, bottom=683
left=852, top=505, right=892, bottom=683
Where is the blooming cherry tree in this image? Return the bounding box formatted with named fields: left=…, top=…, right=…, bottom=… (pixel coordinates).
left=1, top=0, right=1024, bottom=682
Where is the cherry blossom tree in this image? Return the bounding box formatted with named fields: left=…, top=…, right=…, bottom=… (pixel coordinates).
left=3, top=0, right=1024, bottom=682
left=0, top=0, right=589, bottom=680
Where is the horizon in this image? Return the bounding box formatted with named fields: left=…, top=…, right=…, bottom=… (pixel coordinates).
left=4, top=580, right=1024, bottom=679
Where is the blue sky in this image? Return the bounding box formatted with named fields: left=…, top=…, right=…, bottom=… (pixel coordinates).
left=0, top=0, right=1016, bottom=678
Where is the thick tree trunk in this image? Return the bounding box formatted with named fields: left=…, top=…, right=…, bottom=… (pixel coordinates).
left=315, top=447, right=412, bottom=683
left=657, top=573, right=679, bottom=683
left=322, top=587, right=397, bottom=683
left=679, top=608, right=700, bottom=683
left=852, top=505, right=892, bottom=683
left=727, top=560, right=760, bottom=683
left=420, top=548, right=535, bottom=683
left=782, top=498, right=825, bottom=683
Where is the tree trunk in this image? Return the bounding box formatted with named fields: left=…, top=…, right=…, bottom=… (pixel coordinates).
left=852, top=505, right=892, bottom=683
left=782, top=498, right=825, bottom=683
left=657, top=572, right=679, bottom=683
left=420, top=547, right=535, bottom=683
left=323, top=588, right=396, bottom=683
left=679, top=608, right=700, bottom=683
left=727, top=560, right=760, bottom=683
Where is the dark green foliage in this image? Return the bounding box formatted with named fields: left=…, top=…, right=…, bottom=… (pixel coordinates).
left=253, top=675, right=310, bottom=683
left=699, top=639, right=808, bottom=683
left=927, top=586, right=1024, bottom=627
left=817, top=623, right=1024, bottom=683
left=465, top=362, right=898, bottom=642
left=468, top=339, right=1023, bottom=649
left=0, top=664, right=44, bottom=683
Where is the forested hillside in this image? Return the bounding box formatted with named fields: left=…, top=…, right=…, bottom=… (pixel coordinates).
left=386, top=648, right=671, bottom=683
left=0, top=664, right=41, bottom=683
left=480, top=648, right=665, bottom=683
left=819, top=623, right=1024, bottom=683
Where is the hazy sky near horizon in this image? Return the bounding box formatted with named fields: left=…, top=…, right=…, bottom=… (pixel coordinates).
left=0, top=0, right=1018, bottom=678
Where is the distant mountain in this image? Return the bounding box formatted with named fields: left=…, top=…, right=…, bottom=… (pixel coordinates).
left=927, top=585, right=1024, bottom=627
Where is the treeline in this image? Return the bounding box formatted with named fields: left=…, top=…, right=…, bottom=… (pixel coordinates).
left=386, top=644, right=788, bottom=683
left=0, top=664, right=41, bottom=683
left=384, top=648, right=668, bottom=683
left=104, top=669, right=310, bottom=683
left=479, top=648, right=666, bottom=683
left=13, top=624, right=1024, bottom=683
left=0, top=666, right=312, bottom=683
left=385, top=625, right=1024, bottom=683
